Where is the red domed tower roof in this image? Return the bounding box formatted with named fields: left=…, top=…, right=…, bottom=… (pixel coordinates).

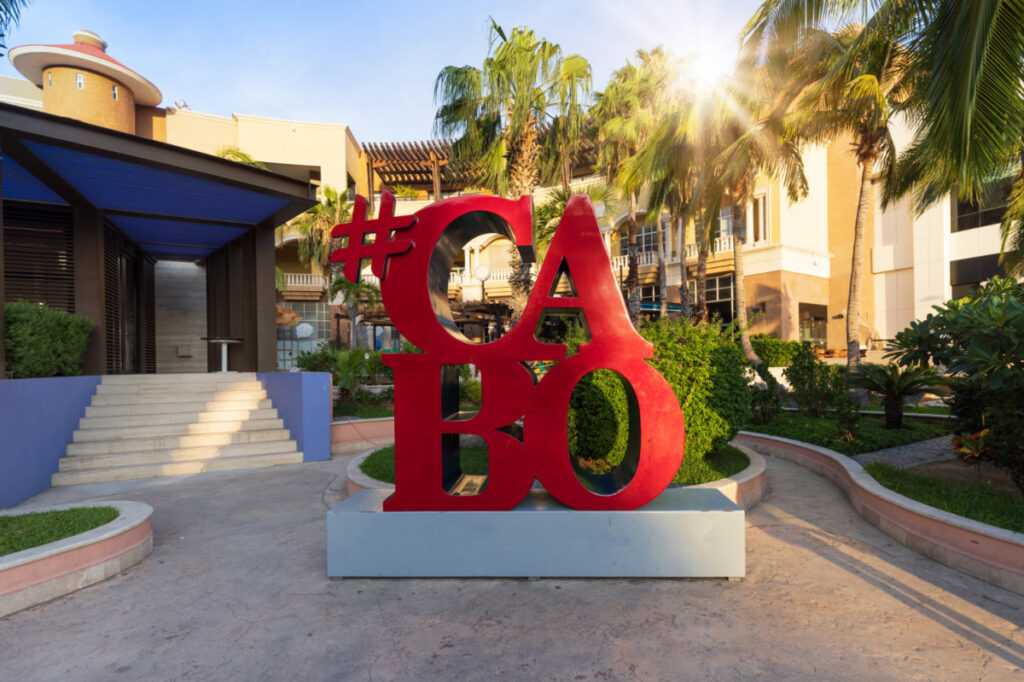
left=9, top=30, right=162, bottom=106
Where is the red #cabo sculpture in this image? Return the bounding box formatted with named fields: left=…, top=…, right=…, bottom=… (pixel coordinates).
left=331, top=192, right=685, bottom=511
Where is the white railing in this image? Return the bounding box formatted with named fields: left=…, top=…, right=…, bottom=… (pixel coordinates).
left=459, top=264, right=538, bottom=285
left=284, top=273, right=327, bottom=288
left=609, top=251, right=660, bottom=272
left=449, top=268, right=463, bottom=284
left=683, top=236, right=736, bottom=260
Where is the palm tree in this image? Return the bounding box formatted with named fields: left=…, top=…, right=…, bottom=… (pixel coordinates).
left=787, top=26, right=912, bottom=378
left=849, top=362, right=944, bottom=429
left=0, top=0, right=30, bottom=56
left=742, top=1, right=1024, bottom=273
left=434, top=19, right=591, bottom=200
left=621, top=72, right=699, bottom=319
left=216, top=146, right=267, bottom=169
left=434, top=20, right=591, bottom=306
left=290, top=186, right=352, bottom=269
left=701, top=45, right=811, bottom=366
left=534, top=183, right=615, bottom=259
left=328, top=275, right=381, bottom=350
left=592, top=47, right=679, bottom=324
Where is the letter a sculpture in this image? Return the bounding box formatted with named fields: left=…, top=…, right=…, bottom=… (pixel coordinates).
left=330, top=192, right=685, bottom=511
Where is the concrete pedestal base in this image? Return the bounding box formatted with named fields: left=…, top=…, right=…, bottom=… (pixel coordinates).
left=327, top=488, right=745, bottom=579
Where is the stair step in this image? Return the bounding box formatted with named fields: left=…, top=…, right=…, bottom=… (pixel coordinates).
left=85, top=399, right=273, bottom=417
left=51, top=450, right=304, bottom=486
left=58, top=440, right=299, bottom=471
left=90, top=389, right=267, bottom=406
left=67, top=428, right=292, bottom=455
left=79, top=408, right=279, bottom=429
left=72, top=418, right=285, bottom=443
left=100, top=372, right=257, bottom=384
left=96, top=380, right=264, bottom=395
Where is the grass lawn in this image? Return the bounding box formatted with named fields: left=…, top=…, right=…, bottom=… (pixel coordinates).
left=334, top=402, right=394, bottom=419
left=746, top=412, right=950, bottom=455
left=861, top=404, right=951, bottom=415
left=672, top=445, right=749, bottom=485
left=865, top=462, right=1024, bottom=533
left=359, top=445, right=488, bottom=484
left=359, top=443, right=748, bottom=487
left=0, top=506, right=119, bottom=558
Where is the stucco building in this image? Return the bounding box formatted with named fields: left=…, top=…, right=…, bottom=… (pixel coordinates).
left=2, top=30, right=1010, bottom=365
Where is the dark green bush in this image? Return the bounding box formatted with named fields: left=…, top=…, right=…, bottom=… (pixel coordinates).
left=4, top=301, right=93, bottom=378
left=888, top=277, right=1024, bottom=494
left=565, top=318, right=751, bottom=470
left=750, top=334, right=801, bottom=367
left=749, top=364, right=783, bottom=424
left=294, top=341, right=337, bottom=374
left=784, top=342, right=845, bottom=417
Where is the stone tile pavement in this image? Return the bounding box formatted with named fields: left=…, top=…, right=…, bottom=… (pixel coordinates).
left=1, top=451, right=1022, bottom=680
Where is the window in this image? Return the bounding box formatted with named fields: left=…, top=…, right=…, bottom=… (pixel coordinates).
left=717, top=206, right=734, bottom=238
left=76, top=73, right=84, bottom=89
left=112, top=85, right=118, bottom=100
left=955, top=177, right=1012, bottom=232
left=752, top=193, right=769, bottom=244
left=47, top=72, right=52, bottom=87
left=619, top=222, right=663, bottom=255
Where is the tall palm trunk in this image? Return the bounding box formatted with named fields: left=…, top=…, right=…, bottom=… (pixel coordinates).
left=732, top=200, right=761, bottom=365
left=625, top=192, right=641, bottom=325
left=847, top=158, right=872, bottom=381
left=695, top=218, right=710, bottom=322
left=677, top=209, right=692, bottom=319
left=508, top=122, right=539, bottom=305
left=656, top=215, right=669, bottom=317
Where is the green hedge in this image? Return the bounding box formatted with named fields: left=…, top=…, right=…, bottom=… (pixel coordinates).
left=4, top=302, right=93, bottom=379
left=750, top=334, right=801, bottom=367
left=566, top=319, right=752, bottom=476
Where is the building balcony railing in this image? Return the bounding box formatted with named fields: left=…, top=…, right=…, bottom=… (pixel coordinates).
left=284, top=272, right=328, bottom=288
left=684, top=236, right=735, bottom=260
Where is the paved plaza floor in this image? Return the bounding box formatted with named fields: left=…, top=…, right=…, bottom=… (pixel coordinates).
left=2, top=450, right=1023, bottom=681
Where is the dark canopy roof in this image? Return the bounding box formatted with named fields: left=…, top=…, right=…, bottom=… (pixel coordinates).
left=0, top=103, right=316, bottom=260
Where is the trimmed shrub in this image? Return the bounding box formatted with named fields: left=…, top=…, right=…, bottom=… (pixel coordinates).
left=784, top=342, right=844, bottom=417
left=566, top=318, right=751, bottom=468
left=4, top=301, right=93, bottom=378
left=750, top=334, right=801, bottom=367
left=294, top=341, right=337, bottom=374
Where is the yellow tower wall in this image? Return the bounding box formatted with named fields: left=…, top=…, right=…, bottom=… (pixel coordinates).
left=42, top=66, right=135, bottom=134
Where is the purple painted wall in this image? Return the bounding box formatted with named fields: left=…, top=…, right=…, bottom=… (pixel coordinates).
left=257, top=371, right=330, bottom=462
left=0, top=375, right=100, bottom=508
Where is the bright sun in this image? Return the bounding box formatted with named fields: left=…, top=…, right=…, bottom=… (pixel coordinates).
left=689, top=48, right=737, bottom=92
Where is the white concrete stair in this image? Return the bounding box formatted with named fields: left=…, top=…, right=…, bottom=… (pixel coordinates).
left=52, top=373, right=304, bottom=486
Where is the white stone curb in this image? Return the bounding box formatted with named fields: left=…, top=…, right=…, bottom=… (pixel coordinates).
left=346, top=442, right=768, bottom=511
left=0, top=501, right=153, bottom=572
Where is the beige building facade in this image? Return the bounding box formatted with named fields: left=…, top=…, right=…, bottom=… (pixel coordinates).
left=3, top=29, right=1009, bottom=360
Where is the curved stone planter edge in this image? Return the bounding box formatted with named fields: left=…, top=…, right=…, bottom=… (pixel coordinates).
left=736, top=430, right=1024, bottom=595
left=0, top=500, right=154, bottom=618
left=345, top=441, right=768, bottom=511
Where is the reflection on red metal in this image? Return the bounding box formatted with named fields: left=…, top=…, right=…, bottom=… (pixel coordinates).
left=330, top=191, right=685, bottom=511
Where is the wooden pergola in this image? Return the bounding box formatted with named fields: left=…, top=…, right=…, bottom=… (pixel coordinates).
left=363, top=140, right=476, bottom=211
left=362, top=131, right=598, bottom=213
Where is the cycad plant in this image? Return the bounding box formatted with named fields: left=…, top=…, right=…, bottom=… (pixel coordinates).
left=849, top=362, right=944, bottom=429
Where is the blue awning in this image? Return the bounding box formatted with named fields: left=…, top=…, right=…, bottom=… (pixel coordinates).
left=0, top=103, right=315, bottom=261
left=2, top=158, right=67, bottom=205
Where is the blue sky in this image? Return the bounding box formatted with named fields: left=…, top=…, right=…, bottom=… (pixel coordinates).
left=1, top=0, right=763, bottom=143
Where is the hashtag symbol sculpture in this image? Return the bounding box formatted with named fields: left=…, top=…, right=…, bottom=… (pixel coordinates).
left=330, top=191, right=415, bottom=283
